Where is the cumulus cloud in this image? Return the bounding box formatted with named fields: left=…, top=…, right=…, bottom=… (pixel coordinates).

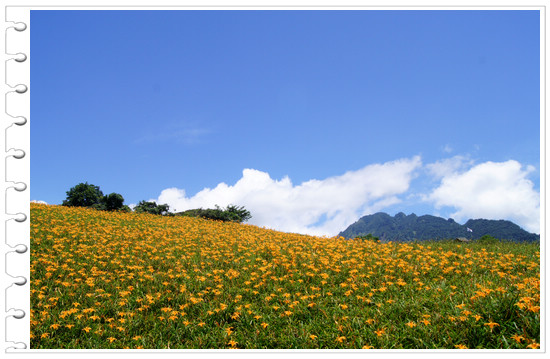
left=425, top=160, right=540, bottom=233
left=154, top=156, right=422, bottom=236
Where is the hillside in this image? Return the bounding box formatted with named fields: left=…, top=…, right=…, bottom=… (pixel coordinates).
left=30, top=203, right=539, bottom=349
left=339, top=212, right=539, bottom=242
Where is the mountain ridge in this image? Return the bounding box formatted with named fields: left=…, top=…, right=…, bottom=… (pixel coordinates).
left=338, top=212, right=539, bottom=242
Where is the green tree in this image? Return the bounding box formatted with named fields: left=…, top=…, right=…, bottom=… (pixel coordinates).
left=134, top=201, right=171, bottom=216
left=62, top=182, right=104, bottom=208
left=101, top=192, right=125, bottom=211
left=225, top=204, right=252, bottom=223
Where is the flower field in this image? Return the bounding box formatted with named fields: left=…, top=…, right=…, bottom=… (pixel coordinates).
left=30, top=203, right=540, bottom=349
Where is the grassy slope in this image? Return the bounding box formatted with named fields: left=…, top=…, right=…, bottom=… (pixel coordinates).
left=30, top=203, right=540, bottom=349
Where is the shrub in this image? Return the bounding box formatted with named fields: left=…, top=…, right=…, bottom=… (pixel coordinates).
left=177, top=205, right=251, bottom=223
left=477, top=234, right=499, bottom=244
left=133, top=200, right=171, bottom=216
left=356, top=233, right=380, bottom=242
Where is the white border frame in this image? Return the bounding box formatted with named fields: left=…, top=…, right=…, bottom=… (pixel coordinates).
left=1, top=2, right=545, bottom=357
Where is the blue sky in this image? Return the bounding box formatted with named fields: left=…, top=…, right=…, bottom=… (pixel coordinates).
left=30, top=9, right=541, bottom=235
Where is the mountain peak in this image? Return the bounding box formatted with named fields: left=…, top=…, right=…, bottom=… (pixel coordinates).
left=338, top=213, right=539, bottom=242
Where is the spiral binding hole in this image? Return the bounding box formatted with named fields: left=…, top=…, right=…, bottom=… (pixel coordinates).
left=11, top=310, right=25, bottom=319
left=14, top=244, right=28, bottom=254
left=13, top=182, right=27, bottom=191
left=14, top=213, right=27, bottom=223
left=14, top=22, right=27, bottom=31
left=10, top=149, right=25, bottom=159
left=14, top=84, right=27, bottom=94
left=15, top=245, right=28, bottom=254
left=14, top=53, right=27, bottom=62
left=13, top=276, right=27, bottom=286
left=13, top=116, right=27, bottom=126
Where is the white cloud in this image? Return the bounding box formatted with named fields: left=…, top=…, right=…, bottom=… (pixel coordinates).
left=425, top=160, right=540, bottom=233
left=31, top=200, right=48, bottom=204
left=154, top=156, right=422, bottom=236
left=426, top=155, right=474, bottom=179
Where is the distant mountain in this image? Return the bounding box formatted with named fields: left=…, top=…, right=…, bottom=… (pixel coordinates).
left=338, top=212, right=539, bottom=242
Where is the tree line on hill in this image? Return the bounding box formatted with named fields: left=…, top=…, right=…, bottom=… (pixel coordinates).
left=61, top=182, right=251, bottom=223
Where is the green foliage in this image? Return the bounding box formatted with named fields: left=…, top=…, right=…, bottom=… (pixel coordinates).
left=119, top=205, right=132, bottom=213
left=177, top=204, right=252, bottom=223
left=225, top=204, right=252, bottom=223
left=133, top=200, right=171, bottom=216
left=62, top=183, right=127, bottom=212
left=101, top=193, right=125, bottom=211
left=355, top=233, right=380, bottom=242
left=61, top=183, right=250, bottom=221
left=477, top=234, right=499, bottom=244
left=62, top=182, right=104, bottom=208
